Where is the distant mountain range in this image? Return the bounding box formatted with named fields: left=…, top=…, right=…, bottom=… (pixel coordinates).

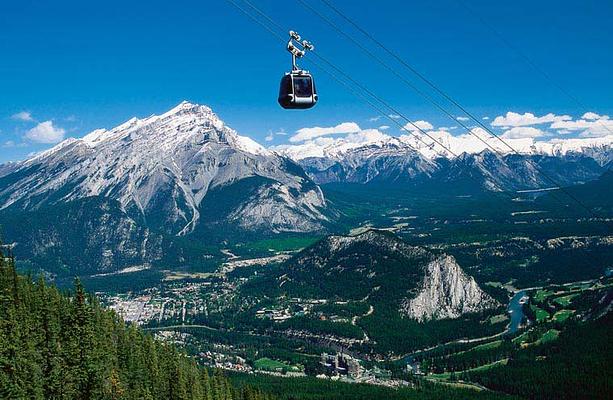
left=273, top=128, right=613, bottom=166
left=274, top=134, right=611, bottom=190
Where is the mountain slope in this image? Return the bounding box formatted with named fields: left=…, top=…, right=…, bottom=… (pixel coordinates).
left=0, top=102, right=329, bottom=275
left=534, top=169, right=613, bottom=214
left=434, top=150, right=604, bottom=192
left=262, top=230, right=498, bottom=321
left=240, top=230, right=502, bottom=354
left=0, top=249, right=270, bottom=400
left=299, top=140, right=437, bottom=184
left=0, top=101, right=327, bottom=235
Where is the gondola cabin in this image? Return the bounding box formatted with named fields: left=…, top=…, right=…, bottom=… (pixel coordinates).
left=278, top=72, right=318, bottom=109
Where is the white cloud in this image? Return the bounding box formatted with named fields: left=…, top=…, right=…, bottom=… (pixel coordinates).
left=11, top=111, right=34, bottom=122
left=491, top=111, right=571, bottom=127
left=368, top=116, right=381, bottom=122
left=404, top=120, right=433, bottom=132
left=550, top=114, right=613, bottom=138
left=501, top=126, right=546, bottom=139
left=24, top=121, right=65, bottom=143
left=1, top=140, right=27, bottom=148
left=346, top=129, right=388, bottom=142
left=290, top=122, right=361, bottom=143
left=456, top=116, right=470, bottom=121
left=388, top=114, right=401, bottom=120
left=581, top=112, right=605, bottom=121
left=264, top=129, right=286, bottom=142
left=482, top=116, right=490, bottom=120
left=378, top=125, right=390, bottom=130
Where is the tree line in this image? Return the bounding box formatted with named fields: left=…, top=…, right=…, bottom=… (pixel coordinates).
left=0, top=248, right=272, bottom=400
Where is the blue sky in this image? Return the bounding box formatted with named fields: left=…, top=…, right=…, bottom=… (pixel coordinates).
left=1, top=0, right=612, bottom=163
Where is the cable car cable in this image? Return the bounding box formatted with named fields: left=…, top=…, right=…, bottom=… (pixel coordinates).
left=302, top=0, right=603, bottom=219
left=237, top=0, right=459, bottom=157
left=233, top=0, right=600, bottom=220
left=318, top=0, right=613, bottom=197
left=224, top=0, right=438, bottom=157
left=228, top=0, right=566, bottom=210
left=226, top=0, right=602, bottom=220
left=317, top=0, right=538, bottom=153
left=225, top=0, right=610, bottom=275
left=296, top=0, right=504, bottom=157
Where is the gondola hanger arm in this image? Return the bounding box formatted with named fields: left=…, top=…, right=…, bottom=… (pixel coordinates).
left=287, top=30, right=313, bottom=71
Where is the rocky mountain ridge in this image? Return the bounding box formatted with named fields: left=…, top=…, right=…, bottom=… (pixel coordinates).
left=0, top=101, right=328, bottom=235
left=0, top=101, right=330, bottom=274
left=274, top=131, right=611, bottom=189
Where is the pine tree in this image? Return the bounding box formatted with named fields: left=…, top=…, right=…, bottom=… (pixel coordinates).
left=202, top=368, right=214, bottom=400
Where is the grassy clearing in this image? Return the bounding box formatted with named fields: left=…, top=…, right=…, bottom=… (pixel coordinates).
left=552, top=310, right=575, bottom=322
left=536, top=329, right=560, bottom=345
left=489, top=314, right=508, bottom=324
left=162, top=271, right=219, bottom=281
left=534, top=289, right=553, bottom=302
left=430, top=359, right=509, bottom=379
left=553, top=293, right=579, bottom=306
left=243, top=236, right=321, bottom=253
left=472, top=340, right=503, bottom=352
left=512, top=331, right=529, bottom=344
left=253, top=357, right=302, bottom=373
left=530, top=305, right=550, bottom=322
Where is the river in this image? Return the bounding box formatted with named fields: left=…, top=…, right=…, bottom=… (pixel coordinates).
left=507, top=290, right=526, bottom=334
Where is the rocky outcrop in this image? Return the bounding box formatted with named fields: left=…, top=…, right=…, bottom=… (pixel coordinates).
left=400, top=255, right=499, bottom=322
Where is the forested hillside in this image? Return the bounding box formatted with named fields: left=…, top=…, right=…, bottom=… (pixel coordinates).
left=0, top=248, right=271, bottom=400
left=469, top=313, right=613, bottom=399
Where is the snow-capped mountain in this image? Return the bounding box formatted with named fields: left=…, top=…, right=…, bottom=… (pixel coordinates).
left=0, top=101, right=333, bottom=275
left=434, top=150, right=605, bottom=191
left=274, top=129, right=613, bottom=164
left=0, top=101, right=327, bottom=235
left=274, top=132, right=610, bottom=189
left=299, top=139, right=438, bottom=184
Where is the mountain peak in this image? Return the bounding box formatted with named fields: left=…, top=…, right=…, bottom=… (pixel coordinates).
left=164, top=100, right=213, bottom=116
